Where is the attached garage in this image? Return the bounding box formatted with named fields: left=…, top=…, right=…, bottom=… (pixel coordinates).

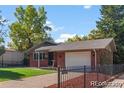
left=65, top=51, right=91, bottom=67
left=35, top=38, right=116, bottom=68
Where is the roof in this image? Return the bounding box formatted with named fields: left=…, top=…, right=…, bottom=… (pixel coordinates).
left=5, top=48, right=24, bottom=52
left=25, top=41, right=57, bottom=53
left=5, top=48, right=16, bottom=52
left=35, top=38, right=116, bottom=52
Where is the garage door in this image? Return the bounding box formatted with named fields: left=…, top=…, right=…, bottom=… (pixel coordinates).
left=65, top=51, right=91, bottom=67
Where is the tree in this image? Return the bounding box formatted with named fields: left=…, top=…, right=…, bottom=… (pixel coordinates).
left=88, top=29, right=105, bottom=40
left=0, top=11, right=7, bottom=44
left=66, top=6, right=124, bottom=63
left=0, top=11, right=7, bottom=55
left=66, top=35, right=88, bottom=42
left=96, top=6, right=124, bottom=38
left=9, top=5, right=52, bottom=51
left=0, top=45, right=5, bottom=56
left=91, top=5, right=124, bottom=63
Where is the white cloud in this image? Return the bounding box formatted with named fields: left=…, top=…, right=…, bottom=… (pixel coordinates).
left=46, top=20, right=52, bottom=25
left=83, top=5, right=92, bottom=9
left=45, top=20, right=64, bottom=32
left=55, top=33, right=76, bottom=43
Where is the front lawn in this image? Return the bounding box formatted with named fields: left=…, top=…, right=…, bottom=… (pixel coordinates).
left=0, top=68, right=55, bottom=82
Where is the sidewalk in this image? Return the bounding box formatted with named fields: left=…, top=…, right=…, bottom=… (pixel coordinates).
left=106, top=74, right=124, bottom=88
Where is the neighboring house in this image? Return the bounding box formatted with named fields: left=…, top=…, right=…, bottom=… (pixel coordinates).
left=30, top=38, right=116, bottom=68
left=0, top=48, right=24, bottom=65
left=26, top=41, right=57, bottom=67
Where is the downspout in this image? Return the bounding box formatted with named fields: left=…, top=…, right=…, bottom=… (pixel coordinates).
left=93, top=49, right=97, bottom=68
left=38, top=52, right=40, bottom=68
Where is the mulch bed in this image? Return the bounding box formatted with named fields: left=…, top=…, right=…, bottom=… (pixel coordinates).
left=47, top=72, right=111, bottom=88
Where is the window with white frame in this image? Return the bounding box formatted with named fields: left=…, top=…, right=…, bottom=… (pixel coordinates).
left=33, top=52, right=48, bottom=61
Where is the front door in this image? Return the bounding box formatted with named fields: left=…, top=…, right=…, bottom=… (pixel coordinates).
left=48, top=52, right=54, bottom=66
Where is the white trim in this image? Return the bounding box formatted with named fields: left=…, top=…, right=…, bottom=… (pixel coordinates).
left=38, top=52, right=40, bottom=68
left=33, top=52, right=47, bottom=61
left=33, top=52, right=38, bottom=61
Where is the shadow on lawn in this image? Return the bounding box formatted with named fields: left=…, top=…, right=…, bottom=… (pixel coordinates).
left=0, top=70, right=25, bottom=80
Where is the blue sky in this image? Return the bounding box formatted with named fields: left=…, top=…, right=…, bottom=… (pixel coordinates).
left=0, top=5, right=101, bottom=46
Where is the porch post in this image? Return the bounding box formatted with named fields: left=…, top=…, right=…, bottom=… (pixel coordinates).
left=38, top=52, right=40, bottom=68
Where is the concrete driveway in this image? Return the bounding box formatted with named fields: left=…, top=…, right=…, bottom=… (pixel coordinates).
left=0, top=73, right=57, bottom=88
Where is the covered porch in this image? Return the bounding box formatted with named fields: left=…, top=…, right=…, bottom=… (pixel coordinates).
left=34, top=46, right=56, bottom=68
left=35, top=45, right=65, bottom=68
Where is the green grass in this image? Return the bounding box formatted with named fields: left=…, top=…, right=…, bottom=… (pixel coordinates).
left=0, top=68, right=55, bottom=82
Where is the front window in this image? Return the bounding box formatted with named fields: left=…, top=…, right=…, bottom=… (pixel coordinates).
left=33, top=52, right=48, bottom=61
left=33, top=53, right=38, bottom=60
left=39, top=53, right=42, bottom=60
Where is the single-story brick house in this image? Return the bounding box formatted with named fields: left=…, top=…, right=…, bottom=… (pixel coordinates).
left=29, top=38, right=116, bottom=68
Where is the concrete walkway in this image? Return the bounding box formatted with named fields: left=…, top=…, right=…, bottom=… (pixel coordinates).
left=106, top=74, right=124, bottom=88
left=0, top=73, right=57, bottom=88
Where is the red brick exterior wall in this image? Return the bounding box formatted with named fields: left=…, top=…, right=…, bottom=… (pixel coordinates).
left=29, top=50, right=107, bottom=68
left=96, top=50, right=100, bottom=65
left=97, top=49, right=113, bottom=64
left=53, top=52, right=57, bottom=67
left=54, top=50, right=96, bottom=68
left=29, top=51, right=48, bottom=67
left=56, top=52, right=65, bottom=67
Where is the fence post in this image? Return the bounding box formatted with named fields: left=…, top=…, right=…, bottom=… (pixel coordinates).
left=58, top=66, right=60, bottom=88
left=84, top=65, right=86, bottom=88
